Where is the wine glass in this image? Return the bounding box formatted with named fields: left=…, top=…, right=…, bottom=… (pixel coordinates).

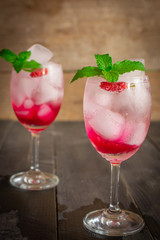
left=10, top=61, right=64, bottom=190
left=83, top=73, right=152, bottom=236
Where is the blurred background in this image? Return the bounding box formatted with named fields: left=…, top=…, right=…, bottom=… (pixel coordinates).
left=0, top=0, right=160, bottom=121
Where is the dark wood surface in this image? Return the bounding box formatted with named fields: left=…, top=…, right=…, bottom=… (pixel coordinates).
left=0, top=120, right=159, bottom=240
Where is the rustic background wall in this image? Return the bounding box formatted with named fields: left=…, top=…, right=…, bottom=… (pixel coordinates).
left=0, top=0, right=160, bottom=121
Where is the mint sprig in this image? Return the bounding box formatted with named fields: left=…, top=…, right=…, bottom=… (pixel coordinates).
left=102, top=70, right=119, bottom=82
left=71, top=67, right=102, bottom=82
left=71, top=54, right=145, bottom=83
left=112, top=60, right=145, bottom=74
left=0, top=49, right=17, bottom=63
left=0, top=49, right=42, bottom=73
left=95, top=54, right=112, bottom=71
left=22, top=60, right=43, bottom=72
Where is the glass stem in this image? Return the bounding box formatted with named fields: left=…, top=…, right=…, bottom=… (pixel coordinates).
left=108, top=163, right=121, bottom=214
left=30, top=133, right=40, bottom=172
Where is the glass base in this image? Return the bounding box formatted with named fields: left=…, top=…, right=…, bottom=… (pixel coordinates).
left=9, top=170, right=59, bottom=190
left=83, top=209, right=144, bottom=236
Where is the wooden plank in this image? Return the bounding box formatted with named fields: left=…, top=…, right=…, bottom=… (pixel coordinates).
left=0, top=119, right=13, bottom=150
left=55, top=122, right=153, bottom=240
left=0, top=120, right=57, bottom=240
left=121, top=135, right=160, bottom=240
left=148, top=121, right=160, bottom=149
left=0, top=121, right=56, bottom=175
left=0, top=121, right=30, bottom=176
left=39, top=124, right=57, bottom=173
left=0, top=121, right=159, bottom=239
left=0, top=177, right=57, bottom=240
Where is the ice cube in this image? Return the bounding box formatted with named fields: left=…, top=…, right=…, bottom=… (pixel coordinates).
left=89, top=109, right=125, bottom=141
left=44, top=62, right=63, bottom=88
left=37, top=104, right=53, bottom=121
left=83, top=98, right=99, bottom=119
left=24, top=99, right=34, bottom=109
left=11, top=69, right=39, bottom=100
left=18, top=77, right=38, bottom=99
left=86, top=77, right=103, bottom=98
left=11, top=69, right=19, bottom=84
left=11, top=70, right=29, bottom=107
left=127, top=122, right=147, bottom=146
left=35, top=80, right=60, bottom=105
left=28, top=44, right=53, bottom=64
left=130, top=83, right=151, bottom=116
left=11, top=81, right=25, bottom=107
left=112, top=88, right=135, bottom=114
left=84, top=76, right=113, bottom=117
left=118, top=71, right=145, bottom=83
left=15, top=110, right=31, bottom=120
left=120, top=121, right=135, bottom=143
left=95, top=87, right=113, bottom=108
left=113, top=79, right=151, bottom=118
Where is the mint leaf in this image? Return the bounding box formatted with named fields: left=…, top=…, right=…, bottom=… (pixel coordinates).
left=95, top=54, right=112, bottom=71
left=0, top=49, right=17, bottom=63
left=12, top=58, right=25, bottom=73
left=71, top=66, right=102, bottom=83
left=112, top=60, right=145, bottom=74
left=11, top=51, right=32, bottom=73
left=18, top=51, right=31, bottom=61
left=102, top=70, right=119, bottom=82
left=23, top=60, right=42, bottom=72
left=71, top=54, right=146, bottom=84
left=0, top=48, right=43, bottom=73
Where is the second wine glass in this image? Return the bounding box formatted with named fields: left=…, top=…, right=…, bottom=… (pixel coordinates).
left=10, top=60, right=64, bottom=190
left=83, top=73, right=151, bottom=236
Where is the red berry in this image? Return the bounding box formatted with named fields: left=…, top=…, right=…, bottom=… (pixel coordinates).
left=30, top=68, right=48, bottom=77
left=100, top=81, right=127, bottom=93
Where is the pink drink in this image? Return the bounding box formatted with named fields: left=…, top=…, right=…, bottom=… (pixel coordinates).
left=12, top=101, right=61, bottom=133
left=84, top=75, right=151, bottom=164
left=85, top=123, right=140, bottom=164
left=11, top=62, right=64, bottom=134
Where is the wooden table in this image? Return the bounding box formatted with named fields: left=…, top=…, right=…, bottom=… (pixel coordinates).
left=0, top=120, right=159, bottom=240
